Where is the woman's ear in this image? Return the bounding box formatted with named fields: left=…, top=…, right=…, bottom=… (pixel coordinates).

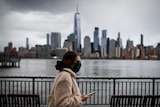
left=67, top=60, right=73, bottom=67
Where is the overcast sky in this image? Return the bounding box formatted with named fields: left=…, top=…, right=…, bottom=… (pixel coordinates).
left=0, top=0, right=160, bottom=51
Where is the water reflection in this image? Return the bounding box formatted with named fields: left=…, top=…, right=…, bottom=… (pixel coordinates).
left=0, top=59, right=160, bottom=77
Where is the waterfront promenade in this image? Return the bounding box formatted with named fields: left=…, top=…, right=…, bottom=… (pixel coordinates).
left=0, top=76, right=160, bottom=106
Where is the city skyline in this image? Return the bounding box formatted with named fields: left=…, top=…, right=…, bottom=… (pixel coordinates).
left=0, top=0, right=160, bottom=51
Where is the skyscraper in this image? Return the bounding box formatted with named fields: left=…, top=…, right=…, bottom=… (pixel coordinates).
left=8, top=42, right=13, bottom=53
left=74, top=4, right=81, bottom=53
left=51, top=32, right=61, bottom=51
left=141, top=34, right=143, bottom=46
left=83, top=36, right=91, bottom=58
left=93, top=27, right=99, bottom=52
left=101, top=30, right=107, bottom=48
left=116, top=32, right=123, bottom=58
left=106, top=38, right=110, bottom=55
left=117, top=32, right=122, bottom=47
left=67, top=33, right=77, bottom=51
left=26, top=37, right=29, bottom=50
left=46, top=33, right=50, bottom=45
left=126, top=39, right=134, bottom=52
left=109, top=39, right=116, bottom=58
left=101, top=30, right=107, bottom=58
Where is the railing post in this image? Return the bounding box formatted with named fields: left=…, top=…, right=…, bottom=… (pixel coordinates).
left=113, top=79, right=116, bottom=95
left=32, top=77, right=35, bottom=94
left=152, top=78, right=155, bottom=95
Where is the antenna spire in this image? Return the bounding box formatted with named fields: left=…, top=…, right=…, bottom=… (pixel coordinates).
left=76, top=0, right=79, bottom=13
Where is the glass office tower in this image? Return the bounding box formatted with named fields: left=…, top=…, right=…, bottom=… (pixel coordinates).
left=26, top=37, right=29, bottom=50
left=141, top=34, right=143, bottom=46
left=101, top=30, right=107, bottom=48
left=93, top=27, right=99, bottom=52
left=74, top=8, right=81, bottom=53
left=51, top=32, right=61, bottom=51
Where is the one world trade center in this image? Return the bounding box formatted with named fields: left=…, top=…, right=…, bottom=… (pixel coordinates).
left=74, top=4, right=81, bottom=53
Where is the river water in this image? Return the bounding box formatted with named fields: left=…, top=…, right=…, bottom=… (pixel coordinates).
left=0, top=59, right=160, bottom=77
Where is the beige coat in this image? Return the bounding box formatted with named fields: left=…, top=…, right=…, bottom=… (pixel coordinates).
left=48, top=68, right=83, bottom=107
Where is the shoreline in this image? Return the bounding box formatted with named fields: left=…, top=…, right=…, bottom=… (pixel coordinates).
left=20, top=57, right=160, bottom=60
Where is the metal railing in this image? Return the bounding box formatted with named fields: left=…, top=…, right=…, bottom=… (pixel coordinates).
left=0, top=76, right=160, bottom=106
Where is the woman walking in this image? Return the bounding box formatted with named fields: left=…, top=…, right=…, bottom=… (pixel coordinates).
left=48, top=51, right=90, bottom=107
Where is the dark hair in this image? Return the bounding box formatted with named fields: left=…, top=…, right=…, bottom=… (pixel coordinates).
left=62, top=51, right=78, bottom=66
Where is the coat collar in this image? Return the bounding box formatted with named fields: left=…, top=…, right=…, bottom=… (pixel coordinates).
left=60, top=68, right=76, bottom=78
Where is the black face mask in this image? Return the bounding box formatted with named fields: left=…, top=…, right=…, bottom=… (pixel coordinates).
left=71, top=62, right=81, bottom=73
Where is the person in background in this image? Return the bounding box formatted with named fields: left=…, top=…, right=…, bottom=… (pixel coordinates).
left=48, top=51, right=90, bottom=107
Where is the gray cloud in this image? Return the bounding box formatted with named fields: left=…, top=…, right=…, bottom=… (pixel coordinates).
left=4, top=0, right=75, bottom=14
left=0, top=0, right=160, bottom=51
